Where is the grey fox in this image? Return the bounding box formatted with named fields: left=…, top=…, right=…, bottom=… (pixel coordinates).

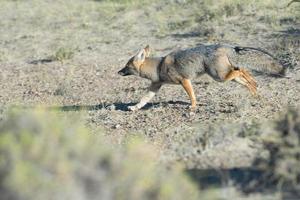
left=118, top=44, right=285, bottom=111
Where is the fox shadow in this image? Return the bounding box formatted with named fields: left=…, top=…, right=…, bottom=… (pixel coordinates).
left=34, top=100, right=190, bottom=112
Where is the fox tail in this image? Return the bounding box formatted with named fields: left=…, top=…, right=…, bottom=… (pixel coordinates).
left=228, top=45, right=287, bottom=77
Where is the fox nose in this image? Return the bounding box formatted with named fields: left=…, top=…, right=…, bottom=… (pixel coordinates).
left=118, top=70, right=125, bottom=76
left=118, top=67, right=130, bottom=76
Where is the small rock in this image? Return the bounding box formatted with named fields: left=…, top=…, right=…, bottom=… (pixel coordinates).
left=113, top=124, right=121, bottom=129
left=182, top=112, right=189, bottom=118
left=189, top=111, right=196, bottom=117
left=183, top=111, right=196, bottom=118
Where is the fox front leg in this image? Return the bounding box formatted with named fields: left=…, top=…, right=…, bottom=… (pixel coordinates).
left=128, top=82, right=162, bottom=111
left=180, top=78, right=197, bottom=110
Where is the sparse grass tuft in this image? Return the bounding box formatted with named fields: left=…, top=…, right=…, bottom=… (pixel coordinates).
left=52, top=47, right=75, bottom=62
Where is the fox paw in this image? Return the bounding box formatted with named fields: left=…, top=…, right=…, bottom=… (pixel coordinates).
left=128, top=105, right=139, bottom=111
left=189, top=105, right=196, bottom=111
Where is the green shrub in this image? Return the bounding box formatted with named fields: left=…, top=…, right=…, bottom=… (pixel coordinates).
left=0, top=109, right=200, bottom=200
left=252, top=108, right=300, bottom=192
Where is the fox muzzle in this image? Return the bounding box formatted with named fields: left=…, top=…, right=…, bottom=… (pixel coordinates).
left=118, top=67, right=131, bottom=76
left=118, top=65, right=138, bottom=76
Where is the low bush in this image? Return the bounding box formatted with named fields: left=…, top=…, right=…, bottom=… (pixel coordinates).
left=0, top=109, right=200, bottom=200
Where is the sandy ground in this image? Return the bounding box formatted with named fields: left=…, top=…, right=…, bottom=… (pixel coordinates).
left=0, top=0, right=299, bottom=198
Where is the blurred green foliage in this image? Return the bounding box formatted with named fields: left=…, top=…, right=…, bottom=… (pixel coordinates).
left=253, top=108, right=300, bottom=192
left=0, top=109, right=200, bottom=200
left=93, top=0, right=153, bottom=4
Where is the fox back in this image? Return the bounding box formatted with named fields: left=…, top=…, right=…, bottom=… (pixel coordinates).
left=168, top=44, right=285, bottom=81
left=168, top=44, right=234, bottom=81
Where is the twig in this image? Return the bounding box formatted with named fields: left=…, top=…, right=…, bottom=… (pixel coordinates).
left=283, top=0, right=300, bottom=8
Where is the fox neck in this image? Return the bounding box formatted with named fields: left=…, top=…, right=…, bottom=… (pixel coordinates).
left=139, top=57, right=163, bottom=82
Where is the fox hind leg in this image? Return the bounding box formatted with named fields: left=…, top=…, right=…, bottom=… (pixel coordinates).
left=234, top=77, right=257, bottom=95
left=239, top=69, right=257, bottom=88
left=225, top=68, right=257, bottom=95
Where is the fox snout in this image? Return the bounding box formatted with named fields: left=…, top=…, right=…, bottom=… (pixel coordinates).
left=118, top=67, right=131, bottom=76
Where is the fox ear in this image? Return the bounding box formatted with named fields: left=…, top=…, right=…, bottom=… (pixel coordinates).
left=144, top=45, right=150, bottom=57
left=134, top=48, right=146, bottom=63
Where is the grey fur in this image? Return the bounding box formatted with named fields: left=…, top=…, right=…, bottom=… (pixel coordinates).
left=162, top=44, right=285, bottom=82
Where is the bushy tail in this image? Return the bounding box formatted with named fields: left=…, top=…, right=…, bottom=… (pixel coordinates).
left=228, top=46, right=287, bottom=77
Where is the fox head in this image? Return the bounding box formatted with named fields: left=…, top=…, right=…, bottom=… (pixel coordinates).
left=118, top=45, right=150, bottom=76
